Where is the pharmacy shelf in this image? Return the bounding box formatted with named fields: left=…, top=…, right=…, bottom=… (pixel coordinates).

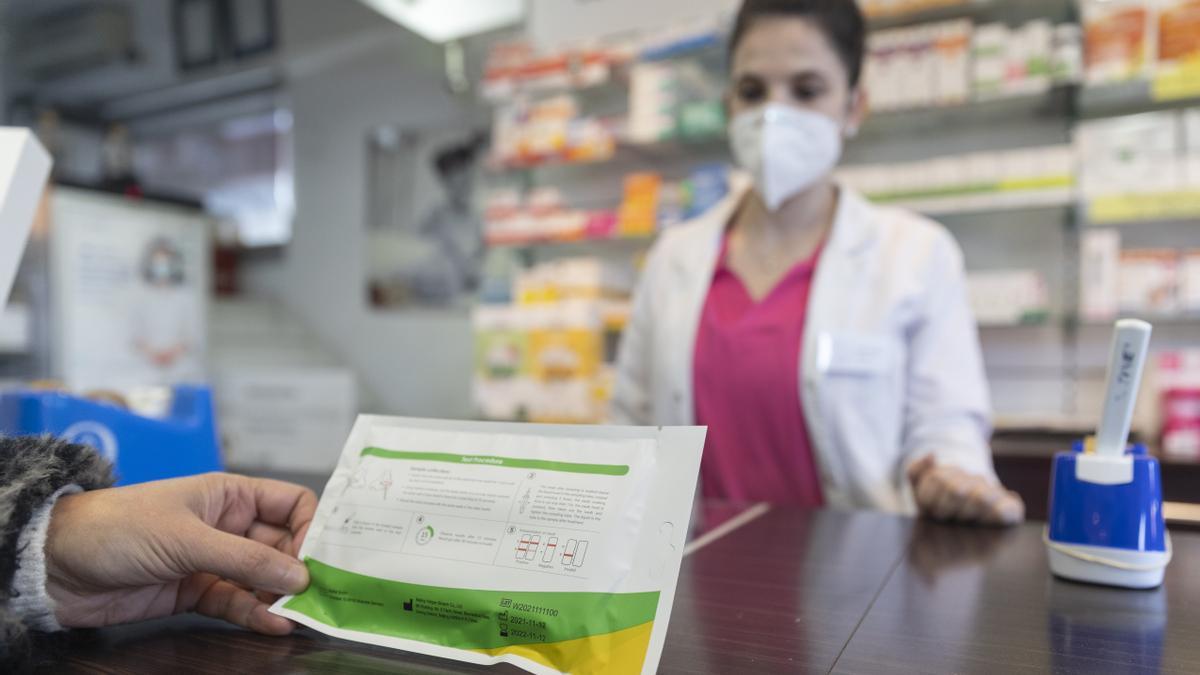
left=992, top=413, right=1094, bottom=435
left=1077, top=80, right=1200, bottom=120
left=977, top=313, right=1055, bottom=329
left=866, top=0, right=1075, bottom=31
left=482, top=38, right=726, bottom=107
left=489, top=153, right=614, bottom=173
left=858, top=85, right=1075, bottom=141
left=1083, top=192, right=1200, bottom=226
left=483, top=70, right=627, bottom=107
left=490, top=198, right=1075, bottom=255
left=1080, top=314, right=1200, bottom=328
left=489, top=234, right=656, bottom=253
left=1084, top=217, right=1200, bottom=232
left=615, top=135, right=729, bottom=163
left=985, top=363, right=1103, bottom=378
left=875, top=190, right=1073, bottom=219
left=638, top=34, right=726, bottom=69
left=936, top=201, right=1073, bottom=222
left=489, top=135, right=729, bottom=175
left=867, top=0, right=989, bottom=29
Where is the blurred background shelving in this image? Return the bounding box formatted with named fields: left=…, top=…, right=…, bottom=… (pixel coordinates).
left=471, top=0, right=1200, bottom=474
left=864, top=0, right=1077, bottom=31
left=2, top=0, right=1198, bottom=488
left=855, top=84, right=1077, bottom=141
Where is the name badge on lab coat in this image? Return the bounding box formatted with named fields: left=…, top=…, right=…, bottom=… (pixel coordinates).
left=816, top=332, right=895, bottom=375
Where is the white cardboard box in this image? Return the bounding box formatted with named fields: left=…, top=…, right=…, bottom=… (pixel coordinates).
left=1183, top=109, right=1200, bottom=152
left=972, top=23, right=1009, bottom=98
left=215, top=367, right=358, bottom=473
left=1119, top=249, right=1179, bottom=315
left=1181, top=250, right=1200, bottom=313
left=967, top=270, right=1050, bottom=325
left=1082, top=0, right=1151, bottom=84
left=1081, top=228, right=1121, bottom=320
left=935, top=20, right=972, bottom=105
left=1076, top=112, right=1181, bottom=196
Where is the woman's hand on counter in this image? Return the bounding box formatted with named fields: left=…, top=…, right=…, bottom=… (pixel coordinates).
left=44, top=473, right=317, bottom=635
left=907, top=456, right=1024, bottom=526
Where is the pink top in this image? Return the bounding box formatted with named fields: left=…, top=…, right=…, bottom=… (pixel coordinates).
left=693, top=233, right=825, bottom=507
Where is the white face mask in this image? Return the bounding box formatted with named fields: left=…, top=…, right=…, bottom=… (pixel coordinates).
left=150, top=256, right=175, bottom=284
left=728, top=103, right=844, bottom=211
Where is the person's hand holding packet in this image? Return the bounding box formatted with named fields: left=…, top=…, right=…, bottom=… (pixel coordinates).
left=45, top=473, right=317, bottom=635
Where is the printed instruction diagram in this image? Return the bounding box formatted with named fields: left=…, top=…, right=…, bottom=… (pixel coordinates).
left=331, top=449, right=630, bottom=580
left=516, top=534, right=588, bottom=569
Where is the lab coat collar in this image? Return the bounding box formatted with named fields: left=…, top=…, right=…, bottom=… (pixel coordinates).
left=669, top=172, right=878, bottom=280
left=827, top=182, right=877, bottom=255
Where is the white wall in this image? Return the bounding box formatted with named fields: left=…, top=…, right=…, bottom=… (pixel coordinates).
left=241, top=0, right=480, bottom=418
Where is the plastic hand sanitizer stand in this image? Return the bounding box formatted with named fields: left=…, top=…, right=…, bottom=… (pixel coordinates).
left=1045, top=319, right=1171, bottom=589
left=1045, top=441, right=1170, bottom=589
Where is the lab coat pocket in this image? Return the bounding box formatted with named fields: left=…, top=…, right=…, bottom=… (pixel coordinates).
left=813, top=332, right=904, bottom=451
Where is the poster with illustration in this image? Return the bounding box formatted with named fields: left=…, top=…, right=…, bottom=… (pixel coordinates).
left=365, top=125, right=488, bottom=309
left=50, top=188, right=209, bottom=392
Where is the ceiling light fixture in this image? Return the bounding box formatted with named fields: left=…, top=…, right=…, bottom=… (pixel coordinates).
left=357, top=0, right=524, bottom=43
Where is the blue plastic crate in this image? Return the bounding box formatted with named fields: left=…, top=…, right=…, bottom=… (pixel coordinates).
left=0, top=385, right=223, bottom=485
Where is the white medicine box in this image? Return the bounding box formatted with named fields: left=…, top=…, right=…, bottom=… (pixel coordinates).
left=1076, top=112, right=1181, bottom=197
left=1119, top=250, right=1179, bottom=315
left=1081, top=228, right=1121, bottom=321
left=1181, top=251, right=1200, bottom=314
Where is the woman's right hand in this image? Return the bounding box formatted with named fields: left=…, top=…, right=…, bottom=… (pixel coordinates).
left=907, top=455, right=1024, bottom=526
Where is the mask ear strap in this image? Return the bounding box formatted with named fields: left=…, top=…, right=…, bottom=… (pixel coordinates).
left=844, top=89, right=864, bottom=139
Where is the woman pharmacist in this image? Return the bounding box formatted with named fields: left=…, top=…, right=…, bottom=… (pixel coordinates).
left=612, top=0, right=1024, bottom=525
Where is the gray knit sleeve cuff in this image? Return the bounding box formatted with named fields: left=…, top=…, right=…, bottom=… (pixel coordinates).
left=10, top=484, right=81, bottom=633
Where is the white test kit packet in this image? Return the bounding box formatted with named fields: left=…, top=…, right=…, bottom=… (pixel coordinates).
left=271, top=415, right=706, bottom=675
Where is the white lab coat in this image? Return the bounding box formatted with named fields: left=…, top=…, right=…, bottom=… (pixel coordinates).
left=611, top=178, right=998, bottom=514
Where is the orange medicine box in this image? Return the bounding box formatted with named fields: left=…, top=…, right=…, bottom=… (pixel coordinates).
left=617, top=172, right=662, bottom=237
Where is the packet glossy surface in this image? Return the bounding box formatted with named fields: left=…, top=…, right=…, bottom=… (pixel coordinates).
left=270, top=415, right=705, bottom=674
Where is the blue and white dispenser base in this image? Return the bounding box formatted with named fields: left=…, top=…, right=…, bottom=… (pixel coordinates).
left=1046, top=442, right=1171, bottom=589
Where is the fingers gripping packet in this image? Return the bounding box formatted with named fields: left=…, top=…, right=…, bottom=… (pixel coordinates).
left=270, top=416, right=706, bottom=674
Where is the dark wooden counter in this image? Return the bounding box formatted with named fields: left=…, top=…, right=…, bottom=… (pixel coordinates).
left=833, top=520, right=1200, bottom=674
left=31, top=507, right=1200, bottom=674
left=661, top=508, right=912, bottom=673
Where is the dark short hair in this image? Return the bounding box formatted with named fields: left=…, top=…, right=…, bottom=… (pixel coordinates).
left=728, top=0, right=866, bottom=87
left=432, top=131, right=488, bottom=177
